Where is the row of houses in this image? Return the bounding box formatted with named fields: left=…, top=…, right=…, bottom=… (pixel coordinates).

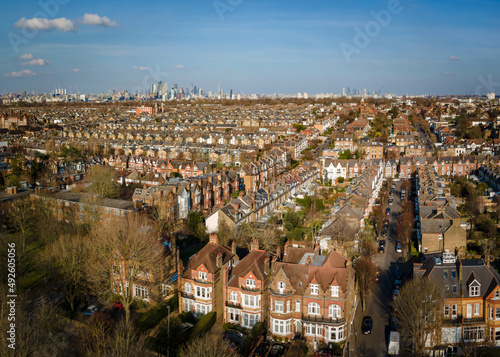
left=321, top=156, right=500, bottom=183
left=415, top=166, right=467, bottom=255
left=178, top=234, right=357, bottom=345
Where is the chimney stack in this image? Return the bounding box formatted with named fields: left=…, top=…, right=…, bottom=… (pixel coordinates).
left=209, top=233, right=219, bottom=244
left=277, top=246, right=282, bottom=260
left=250, top=239, right=259, bottom=251
left=231, top=241, right=237, bottom=255
left=216, top=252, right=223, bottom=268
left=284, top=241, right=289, bottom=256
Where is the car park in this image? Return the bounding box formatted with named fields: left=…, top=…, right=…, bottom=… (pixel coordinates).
left=361, top=316, right=373, bottom=334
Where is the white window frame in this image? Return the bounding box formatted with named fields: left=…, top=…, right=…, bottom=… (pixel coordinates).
left=474, top=303, right=480, bottom=316
left=246, top=279, right=256, bottom=289
left=310, top=284, right=319, bottom=295
left=329, top=304, right=341, bottom=318
left=295, top=299, right=301, bottom=312
left=331, top=286, right=340, bottom=297
left=242, top=313, right=260, bottom=329
left=195, top=286, right=211, bottom=300
left=228, top=308, right=240, bottom=323
left=184, top=282, right=192, bottom=294
left=272, top=318, right=291, bottom=335
left=242, top=294, right=259, bottom=308
left=470, top=285, right=480, bottom=297
left=199, top=271, right=207, bottom=281
left=275, top=300, right=284, bottom=313
left=308, top=302, right=320, bottom=316
left=230, top=291, right=238, bottom=303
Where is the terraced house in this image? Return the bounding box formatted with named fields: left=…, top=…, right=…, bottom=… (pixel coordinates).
left=414, top=253, right=500, bottom=352
left=268, top=244, right=356, bottom=345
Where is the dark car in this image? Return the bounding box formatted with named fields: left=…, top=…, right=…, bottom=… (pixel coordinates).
left=379, top=240, right=386, bottom=248
left=253, top=342, right=270, bottom=357
left=375, top=270, right=381, bottom=282
left=395, top=267, right=403, bottom=280
left=382, top=229, right=387, bottom=237
left=378, top=245, right=385, bottom=254
left=314, top=347, right=336, bottom=357
left=223, top=329, right=246, bottom=345
left=361, top=316, right=373, bottom=334
left=268, top=343, right=286, bottom=357
left=386, top=207, right=391, bottom=216
left=394, top=278, right=402, bottom=288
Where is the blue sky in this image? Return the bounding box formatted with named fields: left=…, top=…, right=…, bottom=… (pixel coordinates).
left=1, top=0, right=499, bottom=95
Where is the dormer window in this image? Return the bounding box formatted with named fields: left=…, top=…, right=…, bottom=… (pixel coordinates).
left=331, top=286, right=340, bottom=297
left=278, top=281, right=285, bottom=294
left=470, top=285, right=480, bottom=297
left=310, top=284, right=319, bottom=295
left=246, top=279, right=256, bottom=289
left=495, top=291, right=500, bottom=299
left=199, top=271, right=207, bottom=281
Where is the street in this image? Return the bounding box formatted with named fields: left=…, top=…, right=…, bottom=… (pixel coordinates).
left=347, top=181, right=406, bottom=357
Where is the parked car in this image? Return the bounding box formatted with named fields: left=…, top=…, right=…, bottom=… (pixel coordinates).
left=84, top=305, right=97, bottom=316
left=114, top=300, right=124, bottom=309
left=314, top=347, right=336, bottom=357
left=268, top=343, right=286, bottom=357
left=223, top=329, right=246, bottom=345
left=361, top=316, right=373, bottom=334
left=375, top=270, right=381, bottom=282
left=395, top=267, right=403, bottom=280
left=394, top=278, right=402, bottom=288
left=378, top=246, right=385, bottom=254
left=395, top=244, right=402, bottom=253
left=386, top=208, right=391, bottom=216
left=393, top=289, right=400, bottom=300
left=382, top=229, right=387, bottom=237
left=253, top=342, right=271, bottom=357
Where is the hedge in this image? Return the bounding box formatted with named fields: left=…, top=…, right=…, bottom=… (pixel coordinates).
left=135, top=294, right=178, bottom=332
left=238, top=322, right=264, bottom=356
left=188, top=311, right=216, bottom=341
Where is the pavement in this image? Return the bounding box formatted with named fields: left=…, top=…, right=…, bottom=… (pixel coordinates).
left=346, top=181, right=410, bottom=357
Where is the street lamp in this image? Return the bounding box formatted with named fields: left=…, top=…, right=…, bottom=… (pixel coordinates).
left=167, top=305, right=170, bottom=357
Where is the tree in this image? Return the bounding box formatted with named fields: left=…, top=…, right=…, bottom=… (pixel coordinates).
left=283, top=211, right=301, bottom=232
left=150, top=200, right=175, bottom=235
left=87, top=165, right=120, bottom=198
left=186, top=210, right=207, bottom=240
left=392, top=277, right=443, bottom=357
left=45, top=234, right=90, bottom=311
left=327, top=215, right=357, bottom=246
left=87, top=214, right=167, bottom=324
left=179, top=334, right=240, bottom=357
left=354, top=256, right=376, bottom=312
left=109, top=320, right=147, bottom=357
left=7, top=198, right=35, bottom=253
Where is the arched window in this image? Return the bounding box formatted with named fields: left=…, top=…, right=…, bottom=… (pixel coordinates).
left=308, top=303, right=320, bottom=315
left=329, top=304, right=341, bottom=318
left=230, top=291, right=238, bottom=303
left=184, top=283, right=191, bottom=294
left=278, top=281, right=285, bottom=294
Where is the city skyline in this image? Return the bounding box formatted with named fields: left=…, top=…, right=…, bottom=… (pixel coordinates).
left=1, top=0, right=499, bottom=95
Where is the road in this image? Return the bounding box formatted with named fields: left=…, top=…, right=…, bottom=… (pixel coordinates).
left=347, top=181, right=406, bottom=357
left=418, top=123, right=434, bottom=151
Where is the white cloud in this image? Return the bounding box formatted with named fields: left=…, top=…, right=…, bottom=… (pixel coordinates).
left=21, top=59, right=50, bottom=66
left=72, top=69, right=80, bottom=72
left=81, top=13, right=118, bottom=27
left=442, top=72, right=452, bottom=76
left=173, top=64, right=184, bottom=69
left=5, top=69, right=36, bottom=77
left=133, top=66, right=148, bottom=71
left=19, top=53, right=33, bottom=59
left=14, top=17, right=77, bottom=32
left=448, top=56, right=460, bottom=61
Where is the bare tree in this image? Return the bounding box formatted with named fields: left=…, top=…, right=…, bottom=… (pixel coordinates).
left=327, top=215, right=357, bottom=247
left=392, top=277, right=443, bottom=357
left=179, top=334, right=240, bottom=357
left=354, top=256, right=376, bottom=312
left=44, top=234, right=90, bottom=311
left=109, top=320, right=147, bottom=357
left=7, top=198, right=35, bottom=253
left=80, top=312, right=113, bottom=357
left=86, top=165, right=120, bottom=199
left=87, top=213, right=166, bottom=324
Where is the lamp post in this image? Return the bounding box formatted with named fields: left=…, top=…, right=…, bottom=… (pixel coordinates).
left=167, top=305, right=170, bottom=357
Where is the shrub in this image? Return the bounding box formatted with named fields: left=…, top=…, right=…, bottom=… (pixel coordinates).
left=238, top=321, right=264, bottom=355
left=189, top=311, right=216, bottom=341
left=135, top=295, right=178, bottom=332
left=337, top=177, right=344, bottom=183
left=222, top=323, right=247, bottom=333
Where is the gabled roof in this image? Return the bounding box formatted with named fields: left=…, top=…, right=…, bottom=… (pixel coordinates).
left=184, top=242, right=235, bottom=275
